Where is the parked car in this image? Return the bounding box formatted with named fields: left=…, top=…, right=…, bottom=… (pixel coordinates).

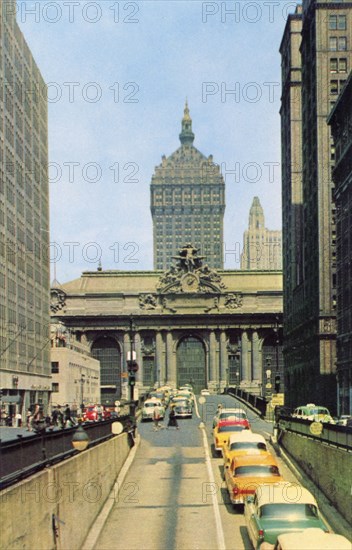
left=222, top=432, right=270, bottom=466
left=141, top=399, right=165, bottom=421
left=83, top=405, right=109, bottom=422
left=244, top=483, right=329, bottom=549
left=337, top=415, right=352, bottom=427
left=274, top=528, right=351, bottom=550
left=200, top=389, right=210, bottom=396
left=292, top=404, right=335, bottom=423
left=213, top=407, right=250, bottom=429
left=173, top=401, right=192, bottom=418
left=224, top=454, right=283, bottom=506
left=213, top=420, right=249, bottom=453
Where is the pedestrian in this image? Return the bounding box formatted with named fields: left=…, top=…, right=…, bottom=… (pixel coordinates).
left=26, top=409, right=32, bottom=431
left=15, top=412, right=22, bottom=427
left=64, top=404, right=72, bottom=427
left=153, top=404, right=162, bottom=431
left=167, top=406, right=179, bottom=430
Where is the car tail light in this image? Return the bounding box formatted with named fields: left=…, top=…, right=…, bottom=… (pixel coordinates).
left=233, top=485, right=239, bottom=496
left=258, top=529, right=264, bottom=539
left=216, top=438, right=219, bottom=445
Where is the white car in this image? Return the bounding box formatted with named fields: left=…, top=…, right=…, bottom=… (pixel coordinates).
left=141, top=399, right=165, bottom=421
left=274, top=528, right=351, bottom=550
left=212, top=407, right=248, bottom=428
left=200, top=389, right=210, bottom=396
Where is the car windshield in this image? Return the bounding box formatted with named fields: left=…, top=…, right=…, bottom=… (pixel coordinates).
left=220, top=412, right=246, bottom=420
left=259, top=503, right=318, bottom=519
left=218, top=425, right=245, bottom=433
left=234, top=465, right=280, bottom=477
left=144, top=403, right=156, bottom=408
left=310, top=407, right=329, bottom=415
left=230, top=442, right=267, bottom=451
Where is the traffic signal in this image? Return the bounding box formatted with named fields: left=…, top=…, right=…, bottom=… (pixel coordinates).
left=129, top=375, right=136, bottom=386
left=275, top=375, right=281, bottom=393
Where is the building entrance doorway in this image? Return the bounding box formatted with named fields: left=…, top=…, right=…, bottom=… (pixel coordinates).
left=176, top=336, right=206, bottom=394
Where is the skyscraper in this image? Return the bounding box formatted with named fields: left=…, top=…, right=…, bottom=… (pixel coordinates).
left=150, top=102, right=225, bottom=270
left=280, top=0, right=352, bottom=411
left=0, top=1, right=51, bottom=413
left=240, top=197, right=282, bottom=270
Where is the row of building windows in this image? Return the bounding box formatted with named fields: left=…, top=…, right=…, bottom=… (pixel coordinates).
left=330, top=57, right=348, bottom=73
left=328, top=14, right=347, bottom=31
left=329, top=36, right=347, bottom=51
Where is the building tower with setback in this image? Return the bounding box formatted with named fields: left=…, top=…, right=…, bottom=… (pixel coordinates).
left=240, top=197, right=282, bottom=270
left=0, top=1, right=51, bottom=415
left=280, top=0, right=352, bottom=412
left=150, top=102, right=225, bottom=270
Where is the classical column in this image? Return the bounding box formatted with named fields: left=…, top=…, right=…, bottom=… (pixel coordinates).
left=220, top=330, right=228, bottom=386
left=252, top=331, right=260, bottom=382
left=135, top=331, right=142, bottom=383
left=155, top=331, right=164, bottom=386
left=241, top=331, right=250, bottom=382
left=123, top=332, right=130, bottom=372
left=166, top=331, right=176, bottom=387
left=209, top=330, right=216, bottom=383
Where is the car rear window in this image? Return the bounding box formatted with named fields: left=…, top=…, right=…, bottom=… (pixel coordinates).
left=220, top=412, right=246, bottom=420
left=230, top=442, right=267, bottom=451
left=234, top=465, right=280, bottom=477
left=219, top=425, right=245, bottom=433
left=259, top=503, right=318, bottom=519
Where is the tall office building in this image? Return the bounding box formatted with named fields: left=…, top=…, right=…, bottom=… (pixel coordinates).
left=0, top=1, right=51, bottom=415
left=280, top=0, right=352, bottom=411
left=240, top=197, right=282, bottom=270
left=150, top=102, right=225, bottom=270
left=328, top=72, right=352, bottom=415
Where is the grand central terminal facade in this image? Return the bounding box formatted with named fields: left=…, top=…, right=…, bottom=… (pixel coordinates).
left=51, top=246, right=283, bottom=403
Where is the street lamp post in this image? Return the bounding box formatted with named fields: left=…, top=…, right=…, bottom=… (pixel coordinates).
left=80, top=374, right=85, bottom=411
left=273, top=316, right=280, bottom=393
left=127, top=316, right=137, bottom=419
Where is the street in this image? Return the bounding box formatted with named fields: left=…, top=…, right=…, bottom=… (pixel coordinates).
left=89, top=395, right=299, bottom=550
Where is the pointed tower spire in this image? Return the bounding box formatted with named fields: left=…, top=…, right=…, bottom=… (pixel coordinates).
left=179, top=100, right=195, bottom=145
left=249, top=196, right=265, bottom=229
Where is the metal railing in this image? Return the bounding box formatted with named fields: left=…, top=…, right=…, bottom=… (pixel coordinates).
left=0, top=414, right=135, bottom=490
left=277, top=414, right=352, bottom=451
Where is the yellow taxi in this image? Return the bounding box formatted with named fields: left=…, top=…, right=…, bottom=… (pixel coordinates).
left=224, top=453, right=283, bottom=506
left=213, top=420, right=250, bottom=453
left=222, top=431, right=270, bottom=466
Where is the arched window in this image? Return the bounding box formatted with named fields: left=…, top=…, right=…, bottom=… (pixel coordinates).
left=91, top=337, right=121, bottom=403
left=177, top=336, right=206, bottom=393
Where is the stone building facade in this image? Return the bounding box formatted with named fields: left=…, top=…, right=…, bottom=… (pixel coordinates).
left=0, top=1, right=51, bottom=418
left=328, top=71, right=352, bottom=415
left=240, top=197, right=282, bottom=271
left=50, top=323, right=101, bottom=411
left=280, top=0, right=352, bottom=412
left=150, top=102, right=225, bottom=270
left=51, top=247, right=283, bottom=403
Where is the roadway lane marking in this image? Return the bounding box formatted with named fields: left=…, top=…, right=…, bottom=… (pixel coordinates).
left=200, top=426, right=226, bottom=550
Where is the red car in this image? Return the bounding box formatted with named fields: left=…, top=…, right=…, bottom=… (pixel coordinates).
left=83, top=405, right=110, bottom=422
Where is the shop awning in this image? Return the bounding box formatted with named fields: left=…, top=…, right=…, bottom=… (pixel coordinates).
left=1, top=395, right=22, bottom=404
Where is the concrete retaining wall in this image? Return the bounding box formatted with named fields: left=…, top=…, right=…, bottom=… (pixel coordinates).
left=280, top=431, right=352, bottom=525
left=0, top=433, right=130, bottom=550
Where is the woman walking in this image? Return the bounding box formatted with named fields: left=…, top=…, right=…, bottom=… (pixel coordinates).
left=167, top=406, right=179, bottom=430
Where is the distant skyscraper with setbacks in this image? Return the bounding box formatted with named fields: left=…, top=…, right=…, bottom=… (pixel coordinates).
left=150, top=102, right=225, bottom=270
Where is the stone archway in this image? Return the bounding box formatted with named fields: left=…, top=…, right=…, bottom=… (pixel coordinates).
left=91, top=336, right=122, bottom=403
left=176, top=336, right=206, bottom=393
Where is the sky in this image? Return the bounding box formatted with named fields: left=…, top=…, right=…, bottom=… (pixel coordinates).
left=16, top=0, right=299, bottom=282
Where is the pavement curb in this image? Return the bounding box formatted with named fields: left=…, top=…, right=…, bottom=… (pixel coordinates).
left=81, top=433, right=141, bottom=550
